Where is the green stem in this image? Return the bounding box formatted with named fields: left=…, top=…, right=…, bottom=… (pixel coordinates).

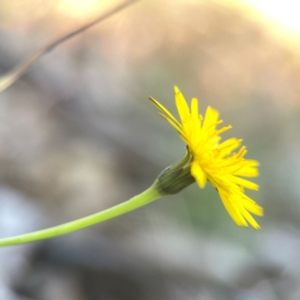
left=0, top=184, right=161, bottom=247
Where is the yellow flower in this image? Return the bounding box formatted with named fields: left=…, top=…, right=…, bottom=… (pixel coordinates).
left=149, top=86, right=263, bottom=229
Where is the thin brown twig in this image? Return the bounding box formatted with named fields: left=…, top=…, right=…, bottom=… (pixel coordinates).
left=0, top=0, right=139, bottom=93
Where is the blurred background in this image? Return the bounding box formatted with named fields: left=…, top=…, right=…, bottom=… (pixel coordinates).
left=1, top=0, right=300, bottom=299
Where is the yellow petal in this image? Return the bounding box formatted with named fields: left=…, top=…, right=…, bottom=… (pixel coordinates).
left=217, top=138, right=243, bottom=158
left=215, top=125, right=232, bottom=136
left=149, top=96, right=181, bottom=127
left=191, top=162, right=207, bottom=188
left=158, top=113, right=184, bottom=135
left=240, top=194, right=264, bottom=216
left=218, top=189, right=248, bottom=227
left=174, top=86, right=190, bottom=122
left=236, top=146, right=247, bottom=158
left=229, top=176, right=259, bottom=190
left=202, top=106, right=219, bottom=131
left=234, top=165, right=259, bottom=177
left=191, top=97, right=199, bottom=118
left=189, top=98, right=201, bottom=139
left=238, top=204, right=261, bottom=229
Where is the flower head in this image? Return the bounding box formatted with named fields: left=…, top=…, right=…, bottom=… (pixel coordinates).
left=149, top=86, right=263, bottom=229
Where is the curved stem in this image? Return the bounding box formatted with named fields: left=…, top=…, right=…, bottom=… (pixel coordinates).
left=0, top=185, right=161, bottom=247
left=0, top=0, right=139, bottom=93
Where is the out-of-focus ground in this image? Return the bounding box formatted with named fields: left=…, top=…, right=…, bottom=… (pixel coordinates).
left=1, top=0, right=300, bottom=299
